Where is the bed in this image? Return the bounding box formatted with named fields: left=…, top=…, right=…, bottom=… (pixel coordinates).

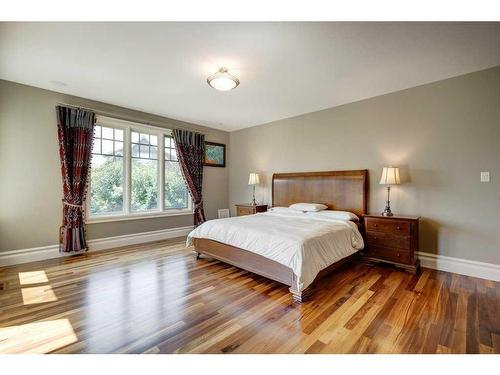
left=188, top=170, right=368, bottom=303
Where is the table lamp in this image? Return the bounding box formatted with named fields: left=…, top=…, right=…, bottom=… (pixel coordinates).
left=379, top=167, right=400, bottom=216
left=248, top=173, right=260, bottom=206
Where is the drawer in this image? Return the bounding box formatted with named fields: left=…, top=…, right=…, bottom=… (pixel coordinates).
left=366, top=231, right=410, bottom=250
left=365, top=246, right=411, bottom=265
left=237, top=206, right=255, bottom=216
left=365, top=218, right=411, bottom=236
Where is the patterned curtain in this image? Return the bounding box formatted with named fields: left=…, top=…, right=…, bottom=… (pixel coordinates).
left=172, top=129, right=206, bottom=226
left=56, top=106, right=96, bottom=254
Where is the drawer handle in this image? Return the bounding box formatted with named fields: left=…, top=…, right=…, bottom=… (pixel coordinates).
left=373, top=237, right=378, bottom=240
left=396, top=226, right=401, bottom=230
left=374, top=224, right=378, bottom=227
left=396, top=253, right=401, bottom=257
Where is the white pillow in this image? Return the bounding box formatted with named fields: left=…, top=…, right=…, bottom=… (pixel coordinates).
left=309, top=210, right=359, bottom=221
left=289, top=203, right=328, bottom=212
left=268, top=206, right=295, bottom=213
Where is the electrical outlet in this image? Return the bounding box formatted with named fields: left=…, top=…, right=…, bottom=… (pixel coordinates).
left=480, top=171, right=490, bottom=182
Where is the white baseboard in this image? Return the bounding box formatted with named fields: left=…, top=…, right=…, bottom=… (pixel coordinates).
left=417, top=251, right=500, bottom=282
left=0, top=226, right=194, bottom=267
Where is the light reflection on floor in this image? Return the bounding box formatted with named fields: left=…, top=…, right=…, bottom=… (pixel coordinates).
left=0, top=269, right=73, bottom=354
left=0, top=319, right=77, bottom=354
left=82, top=258, right=189, bottom=353
left=4, top=245, right=192, bottom=353
left=18, top=270, right=49, bottom=285
left=21, top=285, right=58, bottom=305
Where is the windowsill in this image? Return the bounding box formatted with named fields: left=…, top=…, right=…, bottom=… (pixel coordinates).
left=86, top=210, right=194, bottom=224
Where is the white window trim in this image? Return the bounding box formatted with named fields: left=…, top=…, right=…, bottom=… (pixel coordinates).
left=86, top=116, right=193, bottom=224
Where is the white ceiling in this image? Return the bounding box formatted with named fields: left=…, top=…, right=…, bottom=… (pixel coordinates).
left=1, top=22, right=499, bottom=131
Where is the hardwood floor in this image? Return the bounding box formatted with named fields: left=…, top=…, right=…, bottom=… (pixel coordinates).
left=0, top=237, right=498, bottom=354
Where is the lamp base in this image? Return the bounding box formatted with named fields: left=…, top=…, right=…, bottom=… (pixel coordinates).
left=381, top=186, right=394, bottom=216
left=381, top=202, right=394, bottom=216
left=251, top=185, right=257, bottom=206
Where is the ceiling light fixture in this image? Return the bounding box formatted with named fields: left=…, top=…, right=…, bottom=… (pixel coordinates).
left=207, top=67, right=240, bottom=91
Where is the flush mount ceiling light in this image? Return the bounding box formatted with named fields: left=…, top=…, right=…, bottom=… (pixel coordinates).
left=207, top=67, right=240, bottom=91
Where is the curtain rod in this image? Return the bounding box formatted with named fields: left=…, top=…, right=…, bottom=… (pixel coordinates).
left=56, top=102, right=209, bottom=135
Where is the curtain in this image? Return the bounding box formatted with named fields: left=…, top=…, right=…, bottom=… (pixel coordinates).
left=172, top=129, right=206, bottom=226
left=56, top=105, right=96, bottom=254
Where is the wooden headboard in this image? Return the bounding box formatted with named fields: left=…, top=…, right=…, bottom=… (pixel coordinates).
left=272, top=170, right=368, bottom=217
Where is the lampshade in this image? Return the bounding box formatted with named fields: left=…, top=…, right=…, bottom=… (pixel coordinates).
left=379, top=167, right=401, bottom=185
left=207, top=67, right=240, bottom=91
left=248, top=173, right=260, bottom=185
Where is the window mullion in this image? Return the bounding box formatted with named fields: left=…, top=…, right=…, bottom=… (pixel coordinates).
left=159, top=133, right=165, bottom=212
left=124, top=127, right=131, bottom=215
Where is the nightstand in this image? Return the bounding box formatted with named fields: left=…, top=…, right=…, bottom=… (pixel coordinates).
left=363, top=214, right=420, bottom=274
left=235, top=203, right=267, bottom=216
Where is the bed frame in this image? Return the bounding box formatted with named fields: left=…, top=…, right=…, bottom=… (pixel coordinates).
left=193, top=169, right=368, bottom=303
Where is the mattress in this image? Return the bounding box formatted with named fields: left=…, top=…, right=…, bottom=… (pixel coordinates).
left=187, top=209, right=364, bottom=291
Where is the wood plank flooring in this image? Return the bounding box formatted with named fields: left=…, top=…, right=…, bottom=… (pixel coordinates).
left=0, top=237, right=498, bottom=354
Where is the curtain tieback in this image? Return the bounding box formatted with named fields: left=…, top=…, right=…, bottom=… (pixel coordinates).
left=62, top=200, right=83, bottom=208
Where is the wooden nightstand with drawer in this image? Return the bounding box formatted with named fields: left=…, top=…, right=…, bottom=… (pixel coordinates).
left=235, top=203, right=268, bottom=217
left=363, top=214, right=420, bottom=274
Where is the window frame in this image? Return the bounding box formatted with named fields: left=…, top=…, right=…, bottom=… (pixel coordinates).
left=86, top=116, right=193, bottom=224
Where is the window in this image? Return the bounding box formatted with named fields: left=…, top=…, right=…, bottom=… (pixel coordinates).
left=164, top=136, right=189, bottom=209
left=87, top=117, right=192, bottom=222
left=131, top=131, right=158, bottom=212
left=90, top=125, right=124, bottom=215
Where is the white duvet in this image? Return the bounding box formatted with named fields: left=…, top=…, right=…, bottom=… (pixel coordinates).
left=187, top=209, right=364, bottom=291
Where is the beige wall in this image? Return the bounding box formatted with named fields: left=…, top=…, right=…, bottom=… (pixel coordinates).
left=0, top=80, right=229, bottom=252
left=229, top=66, right=500, bottom=264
